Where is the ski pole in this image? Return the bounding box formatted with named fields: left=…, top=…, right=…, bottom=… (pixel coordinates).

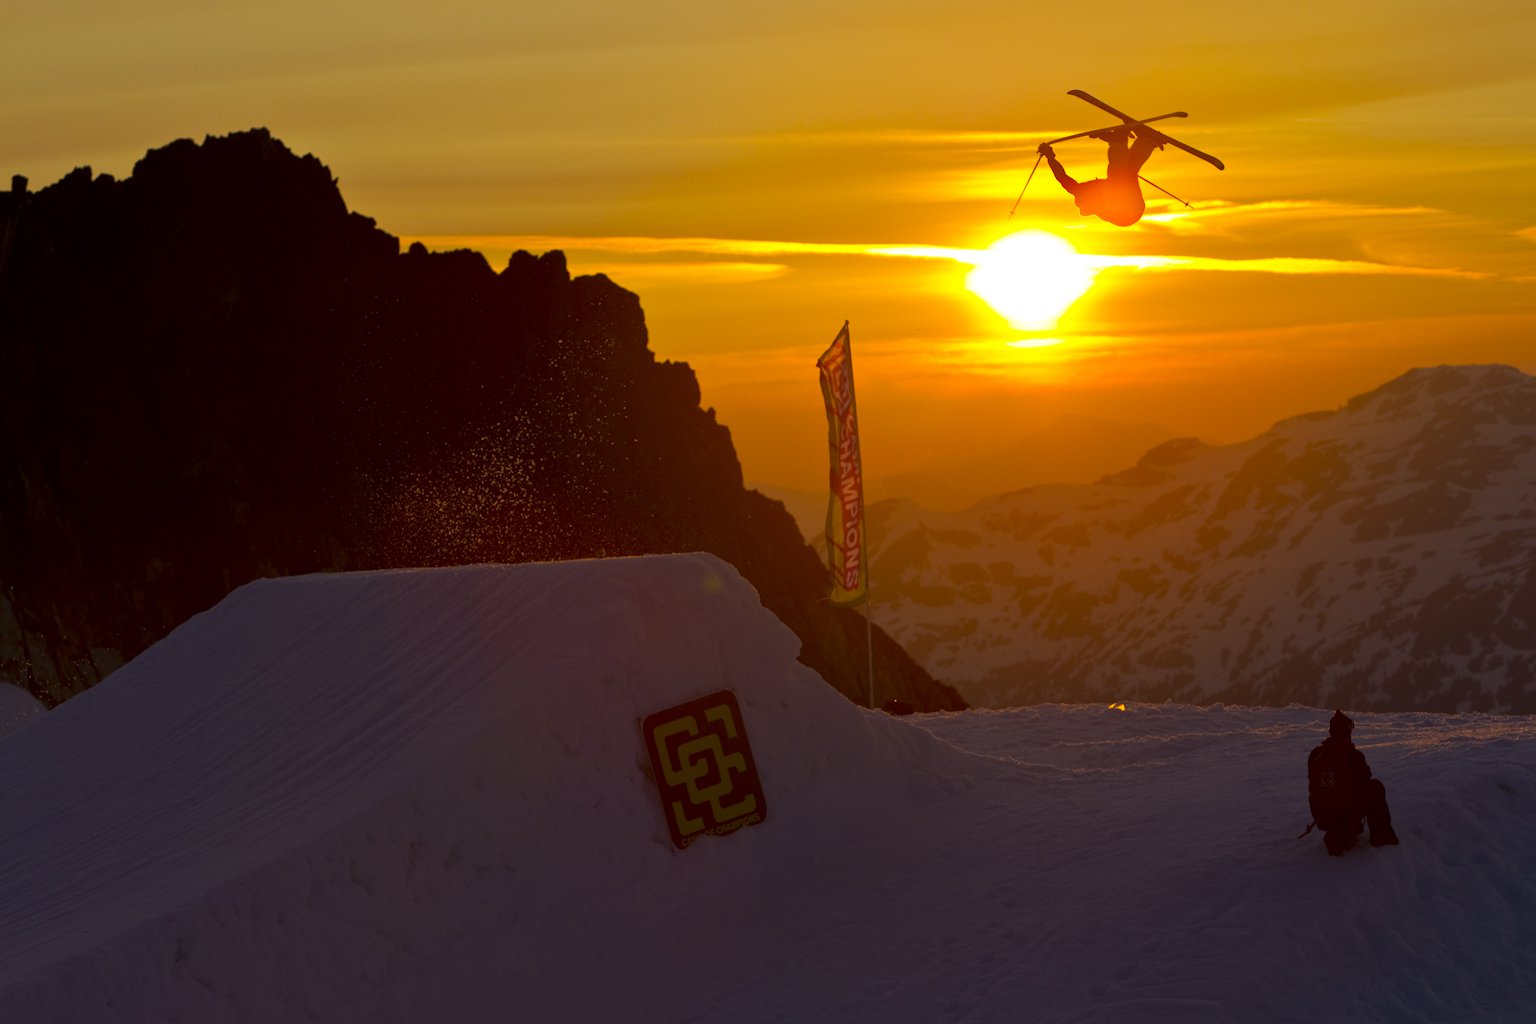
left=1009, top=153, right=1045, bottom=220
left=1139, top=175, right=1190, bottom=208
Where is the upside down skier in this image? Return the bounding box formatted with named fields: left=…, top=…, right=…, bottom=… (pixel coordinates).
left=1037, top=125, right=1166, bottom=227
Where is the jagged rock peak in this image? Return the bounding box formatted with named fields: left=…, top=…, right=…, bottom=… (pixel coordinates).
left=0, top=128, right=964, bottom=713
left=1094, top=437, right=1212, bottom=487
left=1344, top=364, right=1531, bottom=417
left=102, top=128, right=395, bottom=265
left=1135, top=436, right=1211, bottom=469
left=130, top=128, right=340, bottom=209
left=508, top=248, right=567, bottom=279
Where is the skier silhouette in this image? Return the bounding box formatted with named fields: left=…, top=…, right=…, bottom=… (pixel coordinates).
left=1037, top=126, right=1166, bottom=227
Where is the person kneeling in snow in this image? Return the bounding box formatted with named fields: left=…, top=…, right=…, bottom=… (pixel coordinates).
left=1307, top=710, right=1400, bottom=855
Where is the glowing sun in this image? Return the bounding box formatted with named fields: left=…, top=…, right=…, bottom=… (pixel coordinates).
left=966, top=230, right=1099, bottom=330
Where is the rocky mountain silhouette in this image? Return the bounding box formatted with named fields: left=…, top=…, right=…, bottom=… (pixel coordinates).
left=0, top=129, right=963, bottom=712
left=867, top=365, right=1536, bottom=712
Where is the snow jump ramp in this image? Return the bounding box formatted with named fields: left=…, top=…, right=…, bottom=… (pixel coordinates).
left=0, top=554, right=975, bottom=1021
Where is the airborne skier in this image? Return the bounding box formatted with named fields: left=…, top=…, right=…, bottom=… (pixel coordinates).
left=1037, top=126, right=1165, bottom=227
left=1024, top=91, right=1224, bottom=228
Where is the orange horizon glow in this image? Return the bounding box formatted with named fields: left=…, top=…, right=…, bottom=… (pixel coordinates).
left=5, top=2, right=1535, bottom=497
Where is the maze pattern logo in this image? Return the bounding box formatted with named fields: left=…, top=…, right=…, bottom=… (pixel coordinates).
left=642, top=690, right=767, bottom=849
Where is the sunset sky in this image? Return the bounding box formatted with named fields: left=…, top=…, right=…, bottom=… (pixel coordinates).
left=6, top=0, right=1535, bottom=496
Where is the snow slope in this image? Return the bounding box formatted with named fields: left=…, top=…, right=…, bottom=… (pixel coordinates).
left=1, top=554, right=1533, bottom=1022
left=0, top=683, right=44, bottom=740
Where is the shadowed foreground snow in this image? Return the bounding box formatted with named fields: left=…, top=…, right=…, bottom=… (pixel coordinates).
left=0, top=684, right=44, bottom=740
left=0, top=554, right=1532, bottom=1022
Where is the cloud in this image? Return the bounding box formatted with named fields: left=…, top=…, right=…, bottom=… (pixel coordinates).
left=747, top=128, right=1044, bottom=148
left=403, top=233, right=1492, bottom=283
left=867, top=242, right=1489, bottom=280
left=579, top=261, right=791, bottom=285
left=403, top=234, right=885, bottom=257
left=1140, top=199, right=1443, bottom=233
left=1115, top=255, right=1491, bottom=279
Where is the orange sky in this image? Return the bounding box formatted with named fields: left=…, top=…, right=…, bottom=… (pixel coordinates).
left=6, top=1, right=1535, bottom=498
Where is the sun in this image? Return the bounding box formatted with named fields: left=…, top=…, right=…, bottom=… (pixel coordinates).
left=965, top=230, right=1100, bottom=331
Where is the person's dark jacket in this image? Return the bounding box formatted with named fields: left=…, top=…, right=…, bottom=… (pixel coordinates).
left=1308, top=735, right=1372, bottom=829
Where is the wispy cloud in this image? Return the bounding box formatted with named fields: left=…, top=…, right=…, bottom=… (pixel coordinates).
left=402, top=233, right=1492, bottom=282
left=1141, top=199, right=1444, bottom=234
left=1146, top=198, right=1441, bottom=220
left=864, top=243, right=1489, bottom=280
left=754, top=128, right=1046, bottom=147
left=578, top=261, right=791, bottom=285
left=1117, top=255, right=1490, bottom=279
left=403, top=235, right=886, bottom=257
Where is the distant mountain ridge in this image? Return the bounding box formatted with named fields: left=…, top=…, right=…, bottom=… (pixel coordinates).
left=762, top=417, right=1181, bottom=539
left=0, top=129, right=962, bottom=712
left=875, top=415, right=1177, bottom=511
left=868, top=364, right=1536, bottom=712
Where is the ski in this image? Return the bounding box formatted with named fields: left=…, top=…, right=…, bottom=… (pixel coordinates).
left=1045, top=111, right=1187, bottom=147
left=1067, top=90, right=1224, bottom=170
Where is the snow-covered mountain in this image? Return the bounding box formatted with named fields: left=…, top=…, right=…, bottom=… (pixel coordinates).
left=2, top=553, right=1533, bottom=1021
left=868, top=365, right=1536, bottom=712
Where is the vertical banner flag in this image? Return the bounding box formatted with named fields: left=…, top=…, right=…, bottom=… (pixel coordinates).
left=816, top=322, right=868, bottom=606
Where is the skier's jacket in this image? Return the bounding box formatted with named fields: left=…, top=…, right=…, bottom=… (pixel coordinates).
left=1307, top=736, right=1372, bottom=829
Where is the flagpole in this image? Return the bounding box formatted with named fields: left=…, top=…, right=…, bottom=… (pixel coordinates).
left=863, top=385, right=874, bottom=709
left=865, top=601, right=875, bottom=709
left=864, top=458, right=875, bottom=709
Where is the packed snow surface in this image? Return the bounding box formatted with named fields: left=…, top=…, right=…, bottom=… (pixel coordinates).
left=0, top=683, right=45, bottom=739
left=0, top=554, right=1532, bottom=1022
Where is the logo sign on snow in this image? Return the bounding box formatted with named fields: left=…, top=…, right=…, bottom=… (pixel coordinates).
left=642, top=690, right=767, bottom=850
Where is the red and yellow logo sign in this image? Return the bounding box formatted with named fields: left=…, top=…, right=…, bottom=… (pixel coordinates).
left=642, top=690, right=767, bottom=849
